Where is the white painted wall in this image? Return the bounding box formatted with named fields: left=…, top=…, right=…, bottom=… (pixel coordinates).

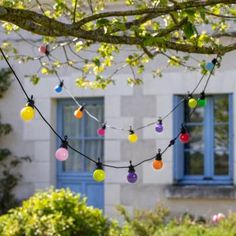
left=1, top=34, right=236, bottom=219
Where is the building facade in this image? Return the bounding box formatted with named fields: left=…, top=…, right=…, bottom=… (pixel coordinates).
left=1, top=37, right=236, bottom=219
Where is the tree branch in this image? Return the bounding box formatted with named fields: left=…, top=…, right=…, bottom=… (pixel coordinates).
left=73, top=0, right=236, bottom=28
left=1, top=1, right=236, bottom=55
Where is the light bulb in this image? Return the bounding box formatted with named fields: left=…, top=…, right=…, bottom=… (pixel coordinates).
left=20, top=98, right=35, bottom=122
left=20, top=105, right=35, bottom=121
left=205, top=62, right=214, bottom=71
left=74, top=106, right=84, bottom=119
left=54, top=85, right=62, bottom=93
left=93, top=169, right=106, bottom=182
left=127, top=172, right=137, bottom=183
left=55, top=136, right=69, bottom=161
left=128, top=130, right=138, bottom=143
left=198, top=99, right=206, bottom=107
left=93, top=160, right=105, bottom=182
left=155, top=119, right=163, bottom=133
left=153, top=160, right=163, bottom=170
left=97, top=124, right=106, bottom=136
left=54, top=82, right=63, bottom=93
left=97, top=128, right=105, bottom=136
left=127, top=161, right=137, bottom=183
left=152, top=149, right=163, bottom=170
left=188, top=97, right=197, bottom=108
left=38, top=45, right=49, bottom=55
left=179, top=132, right=190, bottom=143
left=55, top=147, right=69, bottom=161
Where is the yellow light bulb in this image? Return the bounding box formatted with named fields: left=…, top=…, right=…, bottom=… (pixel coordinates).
left=128, top=133, right=138, bottom=143
left=20, top=105, right=35, bottom=121
left=188, top=98, right=197, bottom=108
left=93, top=169, right=106, bottom=182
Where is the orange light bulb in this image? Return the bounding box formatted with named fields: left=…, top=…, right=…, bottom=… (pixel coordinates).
left=152, top=159, right=163, bottom=170
left=74, top=107, right=84, bottom=119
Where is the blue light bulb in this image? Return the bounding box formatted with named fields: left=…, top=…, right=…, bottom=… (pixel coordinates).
left=205, top=62, right=214, bottom=71
left=54, top=81, right=63, bottom=93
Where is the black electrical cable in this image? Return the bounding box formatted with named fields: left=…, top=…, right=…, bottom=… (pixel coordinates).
left=0, top=47, right=30, bottom=101
left=0, top=47, right=217, bottom=171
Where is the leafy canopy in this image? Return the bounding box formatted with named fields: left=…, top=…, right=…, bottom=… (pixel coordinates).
left=0, top=0, right=236, bottom=88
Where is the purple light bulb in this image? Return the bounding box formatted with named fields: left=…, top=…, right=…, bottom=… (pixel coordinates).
left=155, top=120, right=163, bottom=133
left=55, top=147, right=69, bottom=161
left=127, top=172, right=138, bottom=183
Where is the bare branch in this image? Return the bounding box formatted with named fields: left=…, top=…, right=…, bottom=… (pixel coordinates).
left=206, top=11, right=236, bottom=19
left=1, top=1, right=236, bottom=55
left=73, top=0, right=78, bottom=23
left=73, top=0, right=236, bottom=28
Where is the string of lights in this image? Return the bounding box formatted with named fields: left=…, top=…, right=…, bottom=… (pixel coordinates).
left=40, top=45, right=212, bottom=135
left=0, top=46, right=219, bottom=183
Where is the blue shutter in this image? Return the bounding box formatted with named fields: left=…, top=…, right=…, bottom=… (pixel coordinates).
left=173, top=96, right=184, bottom=181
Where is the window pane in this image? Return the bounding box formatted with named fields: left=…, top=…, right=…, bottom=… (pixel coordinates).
left=214, top=124, right=229, bottom=149
left=184, top=151, right=204, bottom=175
left=63, top=105, right=81, bottom=137
left=84, top=104, right=104, bottom=137
left=185, top=125, right=204, bottom=150
left=62, top=140, right=83, bottom=172
left=84, top=140, right=103, bottom=172
left=184, top=102, right=204, bottom=123
left=214, top=150, right=229, bottom=175
left=214, top=96, right=229, bottom=123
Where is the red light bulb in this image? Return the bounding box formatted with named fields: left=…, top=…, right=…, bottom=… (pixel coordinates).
left=179, top=132, right=190, bottom=143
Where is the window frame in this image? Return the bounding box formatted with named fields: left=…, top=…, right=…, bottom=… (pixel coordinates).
left=56, top=97, right=104, bottom=177
left=173, top=94, right=234, bottom=185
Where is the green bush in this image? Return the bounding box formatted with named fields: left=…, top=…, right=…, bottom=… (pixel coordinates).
left=0, top=188, right=119, bottom=236
left=117, top=205, right=236, bottom=236
left=2, top=189, right=236, bottom=236
left=117, top=204, right=169, bottom=236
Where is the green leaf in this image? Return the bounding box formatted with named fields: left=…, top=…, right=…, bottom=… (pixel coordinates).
left=96, top=18, right=110, bottom=27
left=183, top=22, right=196, bottom=38
left=92, top=57, right=101, bottom=66
left=29, top=74, right=40, bottom=85
left=127, top=77, right=143, bottom=86
left=168, top=56, right=181, bottom=67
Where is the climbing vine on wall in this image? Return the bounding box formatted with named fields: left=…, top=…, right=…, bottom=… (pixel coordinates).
left=0, top=68, right=30, bottom=214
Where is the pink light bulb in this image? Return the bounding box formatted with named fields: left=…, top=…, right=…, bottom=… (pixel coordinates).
left=97, top=127, right=105, bottom=136
left=55, top=147, right=69, bottom=161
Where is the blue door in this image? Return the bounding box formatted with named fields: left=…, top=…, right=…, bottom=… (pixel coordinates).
left=56, top=98, right=104, bottom=209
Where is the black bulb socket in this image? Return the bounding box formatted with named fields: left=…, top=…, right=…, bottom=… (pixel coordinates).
left=59, top=81, right=64, bottom=88
left=96, top=159, right=103, bottom=170
left=155, top=149, right=162, bottom=161
left=60, top=136, right=68, bottom=149
left=79, top=105, right=85, bottom=111
left=128, top=161, right=135, bottom=173
left=212, top=58, right=217, bottom=65
left=129, top=129, right=135, bottom=135
left=181, top=125, right=187, bottom=134
left=200, top=92, right=205, bottom=100
left=26, top=96, right=35, bottom=108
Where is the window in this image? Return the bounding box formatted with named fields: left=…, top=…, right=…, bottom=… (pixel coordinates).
left=174, top=94, right=233, bottom=184
left=57, top=98, right=104, bottom=174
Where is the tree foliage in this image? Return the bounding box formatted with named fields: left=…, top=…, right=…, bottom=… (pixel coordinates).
left=0, top=0, right=236, bottom=88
